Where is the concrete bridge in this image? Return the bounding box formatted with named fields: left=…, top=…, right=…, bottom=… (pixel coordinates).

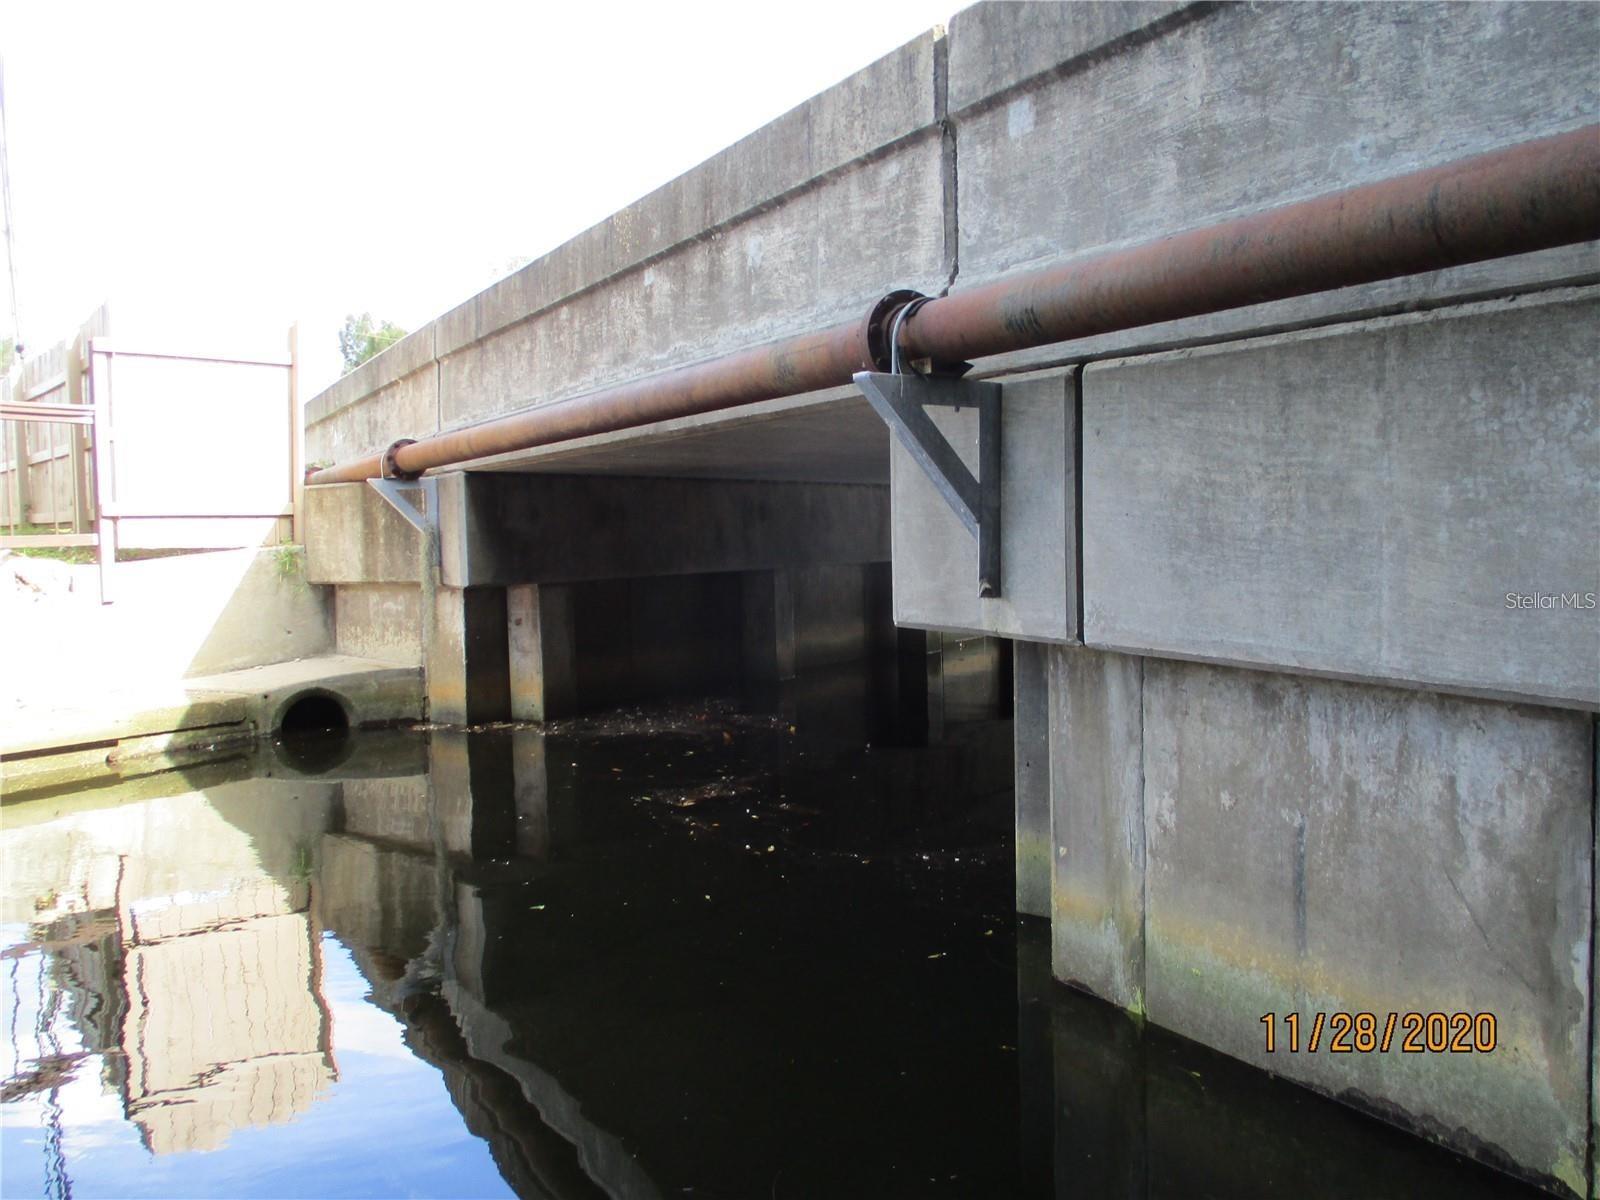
left=301, top=4, right=1600, bottom=1194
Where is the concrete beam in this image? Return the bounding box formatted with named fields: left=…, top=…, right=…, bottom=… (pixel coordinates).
left=1082, top=289, right=1600, bottom=710
left=891, top=371, right=1077, bottom=642
left=304, top=483, right=421, bottom=585
left=463, top=388, right=889, bottom=484
left=535, top=574, right=746, bottom=716
left=435, top=471, right=889, bottom=589
left=1045, top=644, right=1595, bottom=1192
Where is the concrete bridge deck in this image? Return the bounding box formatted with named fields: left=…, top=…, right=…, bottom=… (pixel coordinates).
left=299, top=4, right=1599, bottom=1194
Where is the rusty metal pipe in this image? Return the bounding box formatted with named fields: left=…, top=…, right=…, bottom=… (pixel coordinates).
left=312, top=297, right=912, bottom=484
left=899, top=124, right=1600, bottom=364
left=310, top=126, right=1600, bottom=486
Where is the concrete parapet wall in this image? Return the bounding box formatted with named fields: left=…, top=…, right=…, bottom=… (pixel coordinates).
left=306, top=341, right=439, bottom=472
left=953, top=2, right=1597, bottom=278
left=307, top=2, right=1597, bottom=472
left=307, top=29, right=947, bottom=466
left=1046, top=645, right=1595, bottom=1195
left=434, top=145, right=942, bottom=434
left=950, top=0, right=1600, bottom=377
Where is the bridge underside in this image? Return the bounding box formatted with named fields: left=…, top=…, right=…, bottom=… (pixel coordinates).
left=461, top=389, right=888, bottom=485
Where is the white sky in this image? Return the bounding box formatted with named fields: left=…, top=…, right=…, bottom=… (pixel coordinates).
left=2, top=0, right=954, bottom=396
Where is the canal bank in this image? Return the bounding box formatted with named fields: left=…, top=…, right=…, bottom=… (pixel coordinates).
left=0, top=546, right=422, bottom=795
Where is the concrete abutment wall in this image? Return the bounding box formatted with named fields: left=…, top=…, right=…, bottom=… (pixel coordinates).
left=1033, top=647, right=1594, bottom=1190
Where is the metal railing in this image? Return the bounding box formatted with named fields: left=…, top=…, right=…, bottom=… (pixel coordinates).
left=1, top=324, right=303, bottom=604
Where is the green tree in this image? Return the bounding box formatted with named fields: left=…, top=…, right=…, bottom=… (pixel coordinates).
left=338, top=313, right=406, bottom=374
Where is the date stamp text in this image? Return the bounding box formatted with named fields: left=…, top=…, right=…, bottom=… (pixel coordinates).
left=1260, top=1011, right=1497, bottom=1054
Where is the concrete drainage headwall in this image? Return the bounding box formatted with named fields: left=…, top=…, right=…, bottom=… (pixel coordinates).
left=274, top=689, right=353, bottom=736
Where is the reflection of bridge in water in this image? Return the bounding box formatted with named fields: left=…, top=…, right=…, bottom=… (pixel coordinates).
left=314, top=673, right=1017, bottom=1198
left=1, top=680, right=1542, bottom=1197
left=3, top=782, right=337, bottom=1158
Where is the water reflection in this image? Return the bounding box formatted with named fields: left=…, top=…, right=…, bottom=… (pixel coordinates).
left=3, top=785, right=336, bottom=1158
left=1, top=681, right=1541, bottom=1198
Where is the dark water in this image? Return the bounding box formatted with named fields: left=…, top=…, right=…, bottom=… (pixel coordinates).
left=0, top=688, right=1541, bottom=1198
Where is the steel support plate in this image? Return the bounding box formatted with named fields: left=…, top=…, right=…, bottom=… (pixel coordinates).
left=854, top=371, right=1002, bottom=597
left=367, top=476, right=438, bottom=536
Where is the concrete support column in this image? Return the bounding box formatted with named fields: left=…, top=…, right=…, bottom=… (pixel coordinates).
left=1045, top=644, right=1594, bottom=1189
left=430, top=730, right=520, bottom=1007
left=740, top=569, right=796, bottom=682
left=507, top=584, right=577, bottom=722
left=511, top=728, right=550, bottom=859
left=429, top=730, right=517, bottom=860
left=1013, top=640, right=1051, bottom=919
left=926, top=632, right=1011, bottom=744
left=1047, top=645, right=1146, bottom=1012
left=926, top=632, right=947, bottom=744
left=1015, top=919, right=1057, bottom=1197
left=1050, top=983, right=1146, bottom=1196
left=428, top=586, right=511, bottom=726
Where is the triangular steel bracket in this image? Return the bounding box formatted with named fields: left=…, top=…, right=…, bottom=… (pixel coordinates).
left=854, top=371, right=1002, bottom=598
left=367, top=476, right=438, bottom=536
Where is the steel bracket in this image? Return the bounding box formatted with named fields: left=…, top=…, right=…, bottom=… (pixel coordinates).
left=367, top=475, right=438, bottom=536
left=853, top=371, right=1002, bottom=597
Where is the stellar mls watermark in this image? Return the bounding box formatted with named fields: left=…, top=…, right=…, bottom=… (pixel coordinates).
left=1504, top=590, right=1597, bottom=611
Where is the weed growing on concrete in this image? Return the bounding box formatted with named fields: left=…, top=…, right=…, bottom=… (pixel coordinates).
left=273, top=544, right=304, bottom=582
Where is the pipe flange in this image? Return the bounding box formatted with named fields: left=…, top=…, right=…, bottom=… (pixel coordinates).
left=381, top=438, right=424, bottom=481
left=861, top=289, right=926, bottom=373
